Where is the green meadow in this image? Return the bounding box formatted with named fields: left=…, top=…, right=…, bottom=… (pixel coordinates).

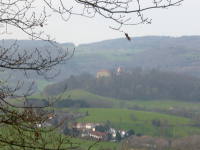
left=12, top=88, right=200, bottom=113
left=78, top=108, right=200, bottom=137
left=9, top=89, right=200, bottom=138
left=58, top=89, right=200, bottom=111
left=71, top=138, right=118, bottom=150
left=0, top=125, right=117, bottom=150
left=26, top=89, right=200, bottom=117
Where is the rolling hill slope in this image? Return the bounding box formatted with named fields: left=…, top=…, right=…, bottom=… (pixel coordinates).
left=65, top=36, right=200, bottom=77
left=29, top=89, right=200, bottom=111
left=78, top=108, right=200, bottom=137
left=2, top=36, right=200, bottom=88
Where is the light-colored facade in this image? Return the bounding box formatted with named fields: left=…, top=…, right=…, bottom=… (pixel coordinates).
left=96, top=69, right=111, bottom=78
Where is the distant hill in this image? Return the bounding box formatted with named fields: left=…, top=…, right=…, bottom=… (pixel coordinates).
left=2, top=36, right=200, bottom=79
left=0, top=39, right=75, bottom=49
left=67, top=36, right=200, bottom=77
left=0, top=40, right=75, bottom=93
left=2, top=36, right=200, bottom=93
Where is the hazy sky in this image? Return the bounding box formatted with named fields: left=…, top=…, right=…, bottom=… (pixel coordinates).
left=2, top=0, right=200, bottom=45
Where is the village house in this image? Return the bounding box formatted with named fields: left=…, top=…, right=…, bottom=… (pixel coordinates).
left=89, top=131, right=108, bottom=140
left=116, top=66, right=124, bottom=75
left=72, top=122, right=101, bottom=131
left=96, top=67, right=125, bottom=79
left=109, top=128, right=117, bottom=138
left=96, top=69, right=111, bottom=78
left=36, top=113, right=55, bottom=128
left=119, top=130, right=126, bottom=138
left=70, top=122, right=130, bottom=141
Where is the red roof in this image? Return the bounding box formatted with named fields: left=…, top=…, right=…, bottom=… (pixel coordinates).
left=90, top=131, right=107, bottom=137
left=98, top=69, right=110, bottom=73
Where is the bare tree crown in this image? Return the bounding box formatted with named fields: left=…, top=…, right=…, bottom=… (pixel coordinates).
left=0, top=0, right=184, bottom=38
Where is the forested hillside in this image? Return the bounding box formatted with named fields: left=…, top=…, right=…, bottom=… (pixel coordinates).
left=43, top=69, right=200, bottom=102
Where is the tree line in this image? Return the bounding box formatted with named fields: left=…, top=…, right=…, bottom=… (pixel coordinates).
left=44, top=68, right=200, bottom=102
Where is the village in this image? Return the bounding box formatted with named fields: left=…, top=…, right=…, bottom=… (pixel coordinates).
left=36, top=111, right=135, bottom=142
left=67, top=122, right=135, bottom=141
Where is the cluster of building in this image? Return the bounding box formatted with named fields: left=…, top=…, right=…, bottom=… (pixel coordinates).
left=35, top=112, right=131, bottom=141
left=72, top=122, right=128, bottom=141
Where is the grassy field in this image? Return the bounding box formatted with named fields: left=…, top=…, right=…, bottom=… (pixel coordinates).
left=0, top=125, right=117, bottom=150
left=58, top=89, right=200, bottom=111
left=28, top=89, right=200, bottom=111
left=6, top=89, right=200, bottom=139
left=78, top=108, right=200, bottom=137
left=72, top=138, right=118, bottom=150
